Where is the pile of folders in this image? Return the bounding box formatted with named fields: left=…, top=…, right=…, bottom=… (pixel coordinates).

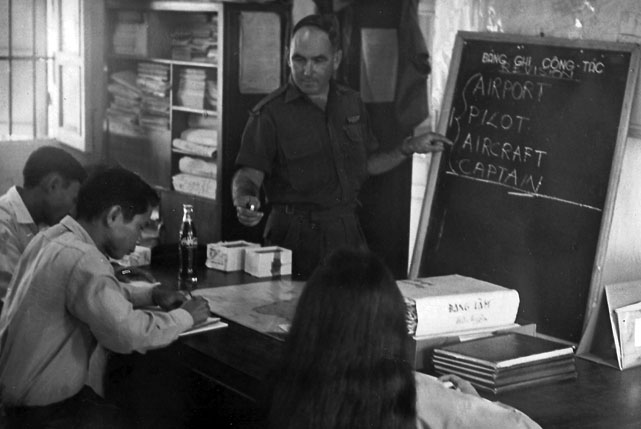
left=432, top=332, right=577, bottom=394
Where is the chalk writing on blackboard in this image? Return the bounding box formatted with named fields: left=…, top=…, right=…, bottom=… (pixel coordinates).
left=444, top=48, right=608, bottom=212
left=413, top=31, right=639, bottom=343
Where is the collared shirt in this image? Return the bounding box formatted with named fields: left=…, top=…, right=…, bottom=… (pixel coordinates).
left=414, top=372, right=541, bottom=429
left=0, top=186, right=39, bottom=299
left=0, top=216, right=193, bottom=407
left=236, top=79, right=379, bottom=209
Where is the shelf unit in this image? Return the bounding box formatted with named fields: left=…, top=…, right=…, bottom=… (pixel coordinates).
left=104, top=0, right=290, bottom=244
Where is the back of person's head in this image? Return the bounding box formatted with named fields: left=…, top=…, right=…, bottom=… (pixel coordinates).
left=269, top=248, right=416, bottom=429
left=23, top=146, right=87, bottom=188
left=292, top=14, right=341, bottom=50
left=75, top=167, right=159, bottom=222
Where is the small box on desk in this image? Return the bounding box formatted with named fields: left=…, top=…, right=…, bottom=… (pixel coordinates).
left=244, top=246, right=292, bottom=278
left=206, top=240, right=260, bottom=272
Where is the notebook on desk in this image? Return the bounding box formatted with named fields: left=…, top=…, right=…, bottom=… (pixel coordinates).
left=433, top=333, right=575, bottom=370
left=179, top=316, right=227, bottom=337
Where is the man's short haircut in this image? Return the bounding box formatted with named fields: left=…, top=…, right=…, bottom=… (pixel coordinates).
left=292, top=14, right=340, bottom=50
left=23, top=146, right=87, bottom=188
left=76, top=167, right=160, bottom=222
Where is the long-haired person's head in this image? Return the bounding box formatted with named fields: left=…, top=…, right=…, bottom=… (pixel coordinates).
left=288, top=14, right=342, bottom=97
left=271, top=248, right=416, bottom=429
left=76, top=167, right=159, bottom=260
left=290, top=247, right=410, bottom=362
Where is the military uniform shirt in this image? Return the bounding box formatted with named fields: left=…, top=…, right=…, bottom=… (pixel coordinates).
left=236, top=79, right=379, bottom=209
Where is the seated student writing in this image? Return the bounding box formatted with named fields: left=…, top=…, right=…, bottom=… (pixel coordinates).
left=0, top=167, right=210, bottom=429
left=268, top=247, right=541, bottom=429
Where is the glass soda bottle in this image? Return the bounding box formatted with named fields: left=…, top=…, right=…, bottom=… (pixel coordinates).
left=178, top=204, right=198, bottom=291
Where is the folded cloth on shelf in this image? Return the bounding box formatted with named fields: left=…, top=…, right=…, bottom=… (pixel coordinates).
left=172, top=138, right=217, bottom=157
left=172, top=173, right=216, bottom=198
left=180, top=128, right=218, bottom=146
left=178, top=156, right=217, bottom=178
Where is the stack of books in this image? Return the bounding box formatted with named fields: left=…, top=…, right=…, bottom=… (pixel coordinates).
left=137, top=62, right=170, bottom=131
left=432, top=332, right=577, bottom=394
left=170, top=15, right=218, bottom=63
left=106, top=69, right=144, bottom=137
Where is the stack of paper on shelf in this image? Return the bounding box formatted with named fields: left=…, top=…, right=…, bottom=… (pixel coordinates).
left=172, top=139, right=216, bottom=158
left=112, top=11, right=148, bottom=56
left=172, top=124, right=218, bottom=157
left=137, top=62, right=170, bottom=130
left=171, top=113, right=218, bottom=197
left=433, top=333, right=577, bottom=394
left=106, top=70, right=144, bottom=137
left=176, top=68, right=207, bottom=109
left=172, top=173, right=216, bottom=198
left=170, top=14, right=218, bottom=63
left=180, top=128, right=217, bottom=146
left=178, top=156, right=217, bottom=178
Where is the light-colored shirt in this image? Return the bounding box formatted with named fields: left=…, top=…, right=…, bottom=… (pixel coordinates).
left=0, top=216, right=193, bottom=407
left=0, top=186, right=39, bottom=299
left=415, top=372, right=541, bottom=429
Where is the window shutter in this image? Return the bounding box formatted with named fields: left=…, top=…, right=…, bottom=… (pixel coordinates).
left=49, top=0, right=103, bottom=153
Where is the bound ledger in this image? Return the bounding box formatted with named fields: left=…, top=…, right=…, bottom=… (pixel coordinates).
left=397, top=275, right=520, bottom=336
left=433, top=333, right=576, bottom=394
left=433, top=332, right=575, bottom=370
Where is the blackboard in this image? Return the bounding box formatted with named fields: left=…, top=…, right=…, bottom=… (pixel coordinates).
left=411, top=32, right=640, bottom=343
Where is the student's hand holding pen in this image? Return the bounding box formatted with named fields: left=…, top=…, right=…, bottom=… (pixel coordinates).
left=152, top=286, right=186, bottom=311
left=180, top=296, right=210, bottom=325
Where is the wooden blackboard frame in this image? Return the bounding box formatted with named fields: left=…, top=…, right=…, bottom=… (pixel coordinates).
left=410, top=31, right=640, bottom=343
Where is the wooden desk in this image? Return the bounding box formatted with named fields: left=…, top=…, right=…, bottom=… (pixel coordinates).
left=109, top=265, right=641, bottom=429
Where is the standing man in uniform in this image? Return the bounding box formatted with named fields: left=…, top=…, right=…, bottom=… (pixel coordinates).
left=232, top=14, right=452, bottom=278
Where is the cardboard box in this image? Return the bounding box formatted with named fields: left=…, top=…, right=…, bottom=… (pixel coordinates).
left=206, top=240, right=260, bottom=272
left=244, top=246, right=292, bottom=278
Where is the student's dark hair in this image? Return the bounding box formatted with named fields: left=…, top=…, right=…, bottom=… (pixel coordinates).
left=75, top=167, right=160, bottom=222
left=23, top=146, right=87, bottom=188
left=292, top=14, right=341, bottom=50
left=269, top=248, right=416, bottom=429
